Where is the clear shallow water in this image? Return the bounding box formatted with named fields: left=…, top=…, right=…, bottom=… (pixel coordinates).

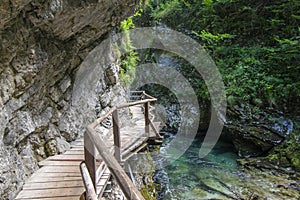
left=152, top=132, right=300, bottom=200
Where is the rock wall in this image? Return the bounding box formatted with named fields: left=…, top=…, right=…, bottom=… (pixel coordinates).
left=0, top=0, right=140, bottom=199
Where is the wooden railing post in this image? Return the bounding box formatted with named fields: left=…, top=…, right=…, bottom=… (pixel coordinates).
left=112, top=110, right=121, bottom=163
left=144, top=102, right=150, bottom=137
left=84, top=132, right=96, bottom=191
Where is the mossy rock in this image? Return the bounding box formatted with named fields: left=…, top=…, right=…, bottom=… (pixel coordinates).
left=45, top=139, right=57, bottom=157
left=290, top=157, right=300, bottom=171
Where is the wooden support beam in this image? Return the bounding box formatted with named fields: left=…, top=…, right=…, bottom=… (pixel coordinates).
left=149, top=120, right=162, bottom=138
left=144, top=102, right=150, bottom=137
left=84, top=132, right=96, bottom=190
left=86, top=126, right=145, bottom=200
left=113, top=110, right=121, bottom=163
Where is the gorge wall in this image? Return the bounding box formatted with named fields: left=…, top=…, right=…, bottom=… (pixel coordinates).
left=0, top=0, right=140, bottom=199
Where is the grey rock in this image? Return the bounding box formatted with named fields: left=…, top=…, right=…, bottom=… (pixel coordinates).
left=100, top=89, right=113, bottom=108
left=0, top=68, right=15, bottom=104
left=50, top=86, right=62, bottom=103
left=59, top=76, right=72, bottom=93
left=0, top=108, right=9, bottom=146
left=56, top=137, right=70, bottom=154
left=45, top=124, right=60, bottom=141
left=6, top=112, right=36, bottom=146
left=6, top=98, right=26, bottom=114
left=105, top=63, right=119, bottom=85
left=34, top=107, right=52, bottom=128
left=224, top=107, right=292, bottom=158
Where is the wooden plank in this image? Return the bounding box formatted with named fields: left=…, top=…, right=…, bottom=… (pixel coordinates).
left=64, top=150, right=84, bottom=155
left=68, top=147, right=84, bottom=151
left=26, top=177, right=82, bottom=183
left=15, top=188, right=85, bottom=199
left=48, top=154, right=84, bottom=161
left=96, top=166, right=110, bottom=196
left=71, top=142, right=84, bottom=146
left=70, top=144, right=84, bottom=148
left=96, top=177, right=111, bottom=197
left=70, top=141, right=84, bottom=145
left=121, top=135, right=147, bottom=147
left=96, top=163, right=106, bottom=183
left=39, top=160, right=81, bottom=166
left=122, top=137, right=148, bottom=158
left=97, top=177, right=109, bottom=187
left=30, top=172, right=82, bottom=178
left=122, top=143, right=148, bottom=161
left=16, top=196, right=79, bottom=200
left=23, top=180, right=84, bottom=190
left=37, top=166, right=80, bottom=173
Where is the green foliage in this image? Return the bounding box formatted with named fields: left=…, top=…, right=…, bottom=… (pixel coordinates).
left=119, top=51, right=138, bottom=86
left=141, top=0, right=300, bottom=110
left=150, top=0, right=181, bottom=19
left=147, top=0, right=300, bottom=44
left=118, top=16, right=140, bottom=86
left=120, top=16, right=135, bottom=31
left=193, top=30, right=235, bottom=51
left=140, top=186, right=157, bottom=200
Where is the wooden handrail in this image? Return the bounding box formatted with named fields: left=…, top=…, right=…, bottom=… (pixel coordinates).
left=117, top=98, right=157, bottom=109
left=90, top=99, right=157, bottom=128
left=142, top=91, right=156, bottom=100
left=130, top=90, right=144, bottom=93
left=82, top=91, right=160, bottom=200
left=90, top=106, right=117, bottom=128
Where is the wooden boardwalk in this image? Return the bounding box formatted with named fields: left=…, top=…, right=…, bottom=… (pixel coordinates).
left=15, top=103, right=161, bottom=200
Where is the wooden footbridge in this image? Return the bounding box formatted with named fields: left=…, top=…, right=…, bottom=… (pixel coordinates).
left=15, top=91, right=163, bottom=200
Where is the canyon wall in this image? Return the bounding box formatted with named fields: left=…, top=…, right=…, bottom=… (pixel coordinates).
left=0, top=0, right=139, bottom=199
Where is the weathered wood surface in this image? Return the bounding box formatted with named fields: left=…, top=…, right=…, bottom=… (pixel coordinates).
left=80, top=162, right=97, bottom=200
left=15, top=105, right=160, bottom=200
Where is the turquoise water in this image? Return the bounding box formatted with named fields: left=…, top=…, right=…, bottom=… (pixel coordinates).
left=153, top=132, right=240, bottom=200
left=152, top=132, right=300, bottom=200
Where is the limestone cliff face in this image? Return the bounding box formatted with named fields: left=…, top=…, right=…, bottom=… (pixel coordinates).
left=0, top=0, right=139, bottom=199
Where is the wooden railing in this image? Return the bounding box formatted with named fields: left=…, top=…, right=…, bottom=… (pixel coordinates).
left=80, top=91, right=161, bottom=200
